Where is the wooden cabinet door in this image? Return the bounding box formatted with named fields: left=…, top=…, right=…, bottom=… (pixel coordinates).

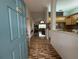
left=71, top=16, right=77, bottom=25
left=66, top=17, right=72, bottom=25
left=66, top=16, right=76, bottom=25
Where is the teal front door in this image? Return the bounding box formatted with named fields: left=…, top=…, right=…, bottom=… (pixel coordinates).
left=0, top=0, right=28, bottom=59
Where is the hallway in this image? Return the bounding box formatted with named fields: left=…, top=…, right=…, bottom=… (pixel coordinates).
left=29, top=36, right=62, bottom=59
left=0, top=0, right=78, bottom=59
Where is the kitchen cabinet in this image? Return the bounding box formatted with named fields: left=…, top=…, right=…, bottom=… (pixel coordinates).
left=65, top=14, right=77, bottom=25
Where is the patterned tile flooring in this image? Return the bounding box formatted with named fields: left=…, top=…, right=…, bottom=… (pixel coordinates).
left=29, top=36, right=62, bottom=59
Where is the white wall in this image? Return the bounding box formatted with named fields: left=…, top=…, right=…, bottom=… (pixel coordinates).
left=30, top=18, right=34, bottom=37
left=26, top=8, right=34, bottom=40
left=26, top=17, right=31, bottom=38
left=49, top=31, right=78, bottom=59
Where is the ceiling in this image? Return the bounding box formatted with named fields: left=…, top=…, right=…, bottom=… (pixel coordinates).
left=24, top=0, right=78, bottom=12
left=56, top=0, right=78, bottom=12
left=24, top=0, right=51, bottom=12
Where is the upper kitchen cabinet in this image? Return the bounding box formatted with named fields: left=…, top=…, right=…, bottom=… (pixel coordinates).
left=65, top=13, right=78, bottom=25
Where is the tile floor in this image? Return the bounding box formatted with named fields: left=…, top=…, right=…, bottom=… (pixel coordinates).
left=29, top=36, right=62, bottom=59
